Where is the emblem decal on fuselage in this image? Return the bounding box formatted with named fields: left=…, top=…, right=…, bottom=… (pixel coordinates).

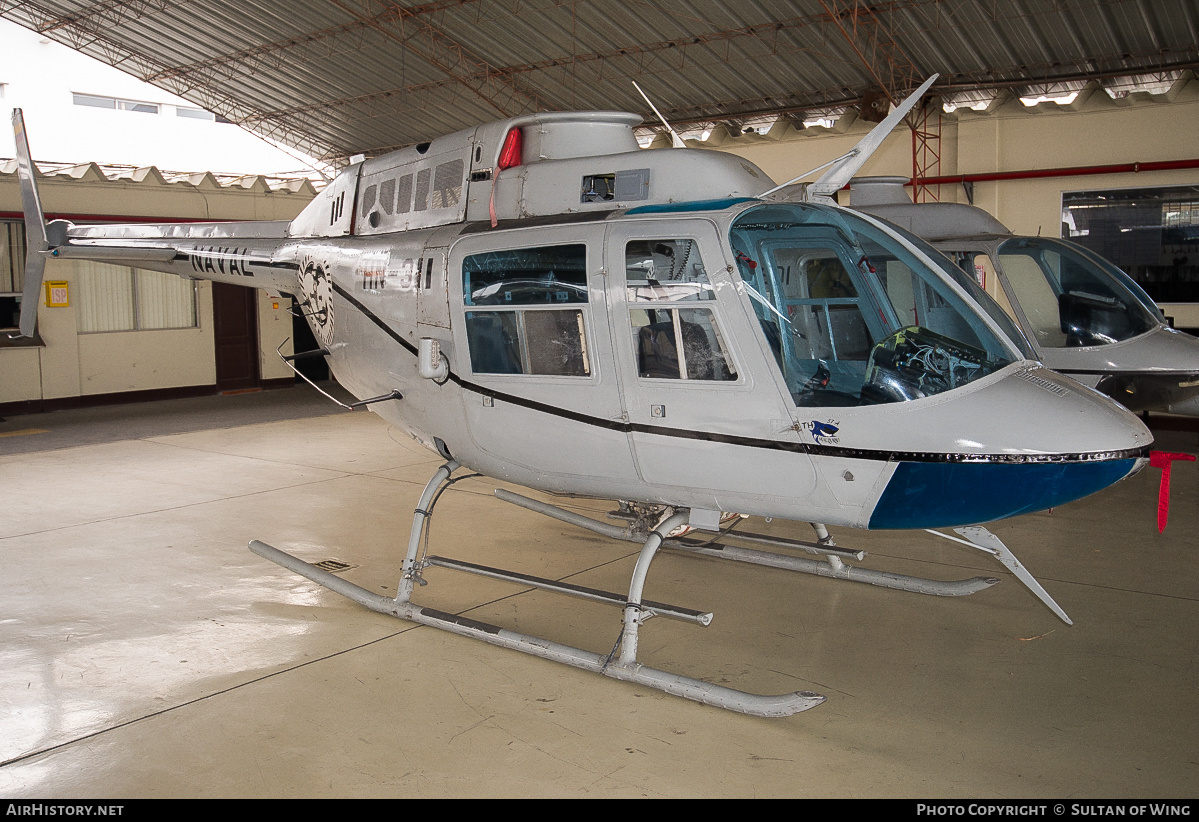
left=802, top=420, right=841, bottom=445
left=299, top=258, right=335, bottom=347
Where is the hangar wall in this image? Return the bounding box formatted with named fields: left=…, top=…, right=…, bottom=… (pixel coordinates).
left=0, top=167, right=315, bottom=414
left=717, top=75, right=1199, bottom=326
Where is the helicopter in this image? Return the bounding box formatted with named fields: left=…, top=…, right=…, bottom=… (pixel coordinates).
left=10, top=84, right=1152, bottom=717
left=847, top=176, right=1199, bottom=416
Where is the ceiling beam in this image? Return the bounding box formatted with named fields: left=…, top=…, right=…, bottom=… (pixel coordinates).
left=142, top=0, right=482, bottom=83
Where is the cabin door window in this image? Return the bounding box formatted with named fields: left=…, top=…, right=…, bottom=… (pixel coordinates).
left=462, top=243, right=590, bottom=376
left=736, top=240, right=880, bottom=404
left=623, top=238, right=736, bottom=381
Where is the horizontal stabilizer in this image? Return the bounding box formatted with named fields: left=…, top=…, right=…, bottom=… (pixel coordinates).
left=47, top=245, right=180, bottom=263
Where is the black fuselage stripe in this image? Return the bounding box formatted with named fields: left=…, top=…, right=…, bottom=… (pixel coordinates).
left=331, top=283, right=1147, bottom=465
left=334, top=282, right=419, bottom=355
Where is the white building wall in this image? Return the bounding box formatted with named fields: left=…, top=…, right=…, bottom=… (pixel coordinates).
left=0, top=17, right=323, bottom=414
left=0, top=170, right=312, bottom=411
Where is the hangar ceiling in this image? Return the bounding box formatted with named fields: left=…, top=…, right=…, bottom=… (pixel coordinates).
left=3, top=0, right=1197, bottom=166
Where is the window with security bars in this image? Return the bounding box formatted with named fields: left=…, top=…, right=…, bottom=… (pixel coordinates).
left=75, top=260, right=198, bottom=333
left=0, top=221, right=27, bottom=331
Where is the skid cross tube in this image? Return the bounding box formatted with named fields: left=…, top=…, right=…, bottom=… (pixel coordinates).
left=251, top=462, right=824, bottom=717
left=424, top=555, right=713, bottom=625
left=617, top=511, right=689, bottom=667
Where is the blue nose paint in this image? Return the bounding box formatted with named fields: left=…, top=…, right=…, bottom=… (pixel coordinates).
left=868, top=458, right=1138, bottom=530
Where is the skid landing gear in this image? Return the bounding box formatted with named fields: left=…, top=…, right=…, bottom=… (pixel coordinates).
left=250, top=460, right=825, bottom=718
left=496, top=490, right=1071, bottom=624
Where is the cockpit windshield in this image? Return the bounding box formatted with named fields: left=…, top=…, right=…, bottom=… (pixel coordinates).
left=730, top=203, right=1019, bottom=407
left=996, top=237, right=1162, bottom=348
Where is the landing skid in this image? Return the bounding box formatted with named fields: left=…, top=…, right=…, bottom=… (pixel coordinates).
left=251, top=460, right=824, bottom=718
left=498, top=490, right=998, bottom=598
left=494, top=490, right=1070, bottom=623
left=251, top=462, right=1070, bottom=718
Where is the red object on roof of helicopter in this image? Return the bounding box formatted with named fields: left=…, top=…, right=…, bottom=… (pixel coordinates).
left=498, top=128, right=523, bottom=170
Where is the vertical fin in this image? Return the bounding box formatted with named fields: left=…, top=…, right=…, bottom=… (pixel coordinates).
left=12, top=109, right=48, bottom=338
left=763, top=75, right=938, bottom=202
left=808, top=74, right=938, bottom=198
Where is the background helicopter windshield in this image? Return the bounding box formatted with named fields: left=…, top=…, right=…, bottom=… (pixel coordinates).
left=730, top=204, right=1016, bottom=406
left=997, top=237, right=1161, bottom=348
left=882, top=221, right=1036, bottom=361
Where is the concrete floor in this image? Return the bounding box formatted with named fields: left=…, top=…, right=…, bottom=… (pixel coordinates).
left=1, top=388, right=1197, bottom=798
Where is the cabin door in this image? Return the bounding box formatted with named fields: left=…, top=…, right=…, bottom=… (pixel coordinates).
left=449, top=225, right=638, bottom=491
left=606, top=218, right=818, bottom=501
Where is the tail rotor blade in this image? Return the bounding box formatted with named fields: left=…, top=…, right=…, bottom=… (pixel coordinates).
left=12, top=109, right=48, bottom=338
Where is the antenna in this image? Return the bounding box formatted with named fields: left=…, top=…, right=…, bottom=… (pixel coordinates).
left=632, top=81, right=687, bottom=149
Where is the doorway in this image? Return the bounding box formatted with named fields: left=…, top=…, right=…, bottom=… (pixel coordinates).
left=212, top=282, right=261, bottom=391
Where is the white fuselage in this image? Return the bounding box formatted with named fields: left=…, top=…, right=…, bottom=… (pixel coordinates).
left=48, top=123, right=1152, bottom=531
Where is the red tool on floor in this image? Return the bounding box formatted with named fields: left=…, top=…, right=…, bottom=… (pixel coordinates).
left=1149, top=451, right=1195, bottom=533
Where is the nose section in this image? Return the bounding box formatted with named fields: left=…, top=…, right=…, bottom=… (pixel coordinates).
left=1091, top=327, right=1199, bottom=413
left=942, top=364, right=1152, bottom=457
left=868, top=365, right=1151, bottom=530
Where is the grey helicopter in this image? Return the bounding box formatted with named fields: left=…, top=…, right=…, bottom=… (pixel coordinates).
left=848, top=175, right=1199, bottom=417
left=10, top=78, right=1152, bottom=717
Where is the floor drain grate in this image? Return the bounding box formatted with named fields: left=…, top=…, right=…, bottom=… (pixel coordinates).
left=313, top=559, right=355, bottom=573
